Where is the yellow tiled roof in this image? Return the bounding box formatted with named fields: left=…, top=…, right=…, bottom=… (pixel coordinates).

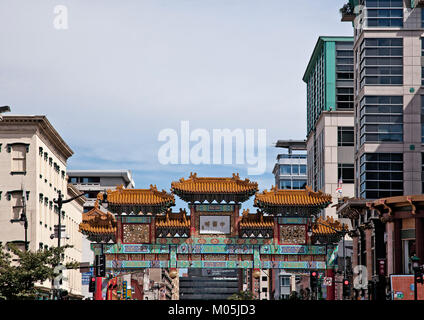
left=99, top=184, right=175, bottom=206
left=254, top=186, right=332, bottom=207
left=171, top=172, right=258, bottom=194
left=239, top=209, right=274, bottom=229
left=312, top=216, right=347, bottom=235
left=79, top=202, right=117, bottom=236
left=156, top=209, right=191, bottom=228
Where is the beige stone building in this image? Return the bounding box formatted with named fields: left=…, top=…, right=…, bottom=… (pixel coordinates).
left=306, top=111, right=355, bottom=218
left=0, top=115, right=84, bottom=299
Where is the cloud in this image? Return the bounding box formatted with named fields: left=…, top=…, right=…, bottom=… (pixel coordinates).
left=1, top=0, right=352, bottom=197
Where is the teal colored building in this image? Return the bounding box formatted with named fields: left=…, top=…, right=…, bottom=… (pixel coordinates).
left=303, top=36, right=354, bottom=136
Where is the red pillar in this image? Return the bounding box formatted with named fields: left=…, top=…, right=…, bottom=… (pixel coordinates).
left=95, top=277, right=103, bottom=300
left=326, top=269, right=335, bottom=300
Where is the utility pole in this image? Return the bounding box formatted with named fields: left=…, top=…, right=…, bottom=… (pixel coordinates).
left=52, top=189, right=85, bottom=299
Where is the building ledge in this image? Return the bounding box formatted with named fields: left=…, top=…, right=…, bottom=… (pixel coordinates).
left=10, top=171, right=26, bottom=176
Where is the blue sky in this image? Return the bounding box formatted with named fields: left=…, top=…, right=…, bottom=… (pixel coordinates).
left=0, top=0, right=353, bottom=211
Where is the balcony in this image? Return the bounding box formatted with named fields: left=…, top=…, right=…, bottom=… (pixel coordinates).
left=340, top=3, right=355, bottom=22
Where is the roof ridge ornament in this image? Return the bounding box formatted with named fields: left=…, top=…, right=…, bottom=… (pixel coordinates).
left=406, top=196, right=416, bottom=215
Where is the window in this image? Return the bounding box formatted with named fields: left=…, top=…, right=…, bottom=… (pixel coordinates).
left=336, top=42, right=354, bottom=110
left=360, top=38, right=403, bottom=87
left=338, top=127, right=354, bottom=146
left=10, top=192, right=24, bottom=221
left=262, top=276, right=267, bottom=281
left=422, top=38, right=424, bottom=57
left=84, top=191, right=99, bottom=199
left=336, top=88, right=354, bottom=110
left=10, top=144, right=27, bottom=173
left=280, top=165, right=291, bottom=175
left=338, top=163, right=354, bottom=184
left=422, top=8, right=424, bottom=28
left=280, top=180, right=291, bottom=189
left=360, top=153, right=403, bottom=199
left=422, top=67, right=424, bottom=86
left=280, top=276, right=290, bottom=287
left=364, top=0, right=403, bottom=28
left=299, top=165, right=307, bottom=175
left=292, top=180, right=307, bottom=189
left=360, top=96, right=403, bottom=145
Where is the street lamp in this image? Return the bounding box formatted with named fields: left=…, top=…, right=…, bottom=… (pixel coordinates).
left=0, top=106, right=11, bottom=121
left=51, top=189, right=85, bottom=299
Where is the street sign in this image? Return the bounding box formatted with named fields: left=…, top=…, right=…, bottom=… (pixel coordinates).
left=82, top=272, right=93, bottom=285
left=54, top=225, right=66, bottom=231
left=323, top=277, right=332, bottom=286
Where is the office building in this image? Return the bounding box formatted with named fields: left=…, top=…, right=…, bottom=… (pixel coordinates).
left=273, top=140, right=307, bottom=190
left=0, top=115, right=83, bottom=299
left=342, top=0, right=422, bottom=199
left=303, top=36, right=355, bottom=218
left=67, top=169, right=134, bottom=299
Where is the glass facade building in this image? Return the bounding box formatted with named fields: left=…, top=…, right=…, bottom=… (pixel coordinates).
left=359, top=95, right=403, bottom=145
left=360, top=0, right=404, bottom=28
left=273, top=154, right=307, bottom=190
left=305, top=36, right=355, bottom=218
left=347, top=0, right=423, bottom=198
left=304, top=37, right=354, bottom=136
left=359, top=153, right=403, bottom=199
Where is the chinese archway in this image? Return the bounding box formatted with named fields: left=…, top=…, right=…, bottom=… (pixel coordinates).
left=79, top=173, right=345, bottom=300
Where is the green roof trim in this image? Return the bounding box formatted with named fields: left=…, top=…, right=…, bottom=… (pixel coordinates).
left=302, top=36, right=354, bottom=83
left=325, top=41, right=336, bottom=111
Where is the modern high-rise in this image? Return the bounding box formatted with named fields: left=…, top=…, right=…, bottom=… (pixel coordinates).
left=0, top=115, right=84, bottom=299
left=272, top=140, right=306, bottom=300
left=342, top=0, right=423, bottom=199
left=272, top=140, right=307, bottom=190
left=67, top=169, right=134, bottom=298
left=67, top=170, right=135, bottom=212
left=304, top=36, right=356, bottom=218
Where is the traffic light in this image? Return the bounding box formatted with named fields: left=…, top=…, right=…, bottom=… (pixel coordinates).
left=96, top=254, right=106, bottom=277
left=310, top=270, right=318, bottom=290
left=58, top=289, right=68, bottom=300
left=415, top=266, right=424, bottom=284
left=343, top=278, right=351, bottom=298
left=89, top=277, right=96, bottom=292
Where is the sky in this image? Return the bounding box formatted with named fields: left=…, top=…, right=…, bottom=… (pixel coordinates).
left=0, top=0, right=353, bottom=211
